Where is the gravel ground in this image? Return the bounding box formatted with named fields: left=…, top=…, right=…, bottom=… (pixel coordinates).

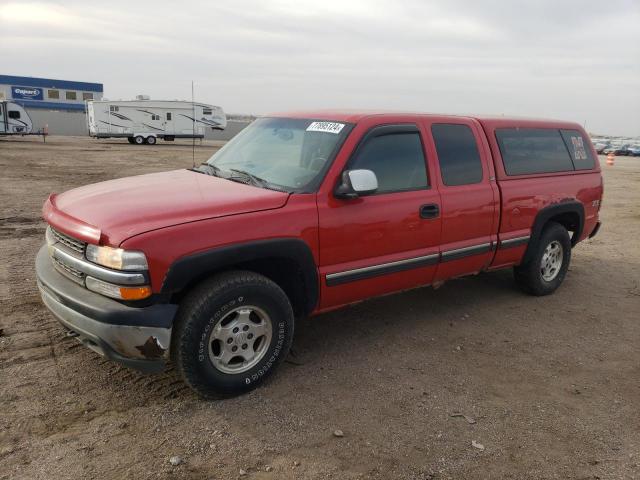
left=0, top=136, right=638, bottom=480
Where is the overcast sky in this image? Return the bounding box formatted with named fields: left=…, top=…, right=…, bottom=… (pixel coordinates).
left=2, top=0, right=639, bottom=136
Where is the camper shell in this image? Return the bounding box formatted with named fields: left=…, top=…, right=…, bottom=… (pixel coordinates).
left=87, top=99, right=226, bottom=144
left=0, top=101, right=33, bottom=135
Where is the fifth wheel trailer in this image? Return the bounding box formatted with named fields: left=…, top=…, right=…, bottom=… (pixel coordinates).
left=0, top=101, right=33, bottom=135
left=87, top=99, right=226, bottom=144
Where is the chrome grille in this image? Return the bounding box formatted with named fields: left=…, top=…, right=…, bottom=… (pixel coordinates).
left=52, top=256, right=86, bottom=285
left=50, top=227, right=86, bottom=254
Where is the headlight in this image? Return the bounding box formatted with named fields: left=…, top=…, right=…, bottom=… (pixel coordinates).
left=85, top=244, right=148, bottom=271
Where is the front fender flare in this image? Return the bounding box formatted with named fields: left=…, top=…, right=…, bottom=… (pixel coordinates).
left=160, top=239, right=319, bottom=315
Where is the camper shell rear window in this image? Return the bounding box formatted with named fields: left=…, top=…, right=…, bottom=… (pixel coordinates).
left=495, top=128, right=594, bottom=175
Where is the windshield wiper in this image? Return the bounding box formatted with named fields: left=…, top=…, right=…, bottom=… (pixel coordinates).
left=191, top=163, right=223, bottom=177
left=195, top=164, right=289, bottom=192
left=228, top=168, right=270, bottom=188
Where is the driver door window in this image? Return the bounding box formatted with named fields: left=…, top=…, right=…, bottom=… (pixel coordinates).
left=349, top=131, right=428, bottom=193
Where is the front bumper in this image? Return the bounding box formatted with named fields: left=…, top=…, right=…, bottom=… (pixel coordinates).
left=36, top=245, right=178, bottom=373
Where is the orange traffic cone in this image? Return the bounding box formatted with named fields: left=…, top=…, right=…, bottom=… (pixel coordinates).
left=606, top=152, right=615, bottom=166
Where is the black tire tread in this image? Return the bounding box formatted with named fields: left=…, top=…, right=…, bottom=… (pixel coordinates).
left=172, top=270, right=293, bottom=399
left=514, top=221, right=571, bottom=296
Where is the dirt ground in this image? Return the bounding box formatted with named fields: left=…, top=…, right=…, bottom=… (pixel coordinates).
left=0, top=136, right=638, bottom=480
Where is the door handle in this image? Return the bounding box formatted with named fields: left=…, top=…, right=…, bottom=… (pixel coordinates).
left=419, top=203, right=439, bottom=219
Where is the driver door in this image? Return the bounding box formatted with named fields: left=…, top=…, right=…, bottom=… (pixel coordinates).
left=317, top=123, right=442, bottom=309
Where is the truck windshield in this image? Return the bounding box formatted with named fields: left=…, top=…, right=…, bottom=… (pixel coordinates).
left=205, top=117, right=351, bottom=192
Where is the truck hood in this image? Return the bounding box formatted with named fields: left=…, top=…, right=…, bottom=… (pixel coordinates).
left=43, top=169, right=290, bottom=245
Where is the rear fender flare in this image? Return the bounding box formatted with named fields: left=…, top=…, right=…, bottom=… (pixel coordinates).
left=523, top=201, right=584, bottom=264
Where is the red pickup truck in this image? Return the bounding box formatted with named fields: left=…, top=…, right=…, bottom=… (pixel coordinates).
left=36, top=112, right=603, bottom=398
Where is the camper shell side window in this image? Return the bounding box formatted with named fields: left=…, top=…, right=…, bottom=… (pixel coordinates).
left=203, top=108, right=213, bottom=115
left=110, top=106, right=119, bottom=112
left=8, top=110, right=21, bottom=119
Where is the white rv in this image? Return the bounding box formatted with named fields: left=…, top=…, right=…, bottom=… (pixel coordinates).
left=0, top=101, right=33, bottom=135
left=87, top=98, right=226, bottom=144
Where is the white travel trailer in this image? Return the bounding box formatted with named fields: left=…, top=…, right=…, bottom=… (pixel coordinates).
left=0, top=101, right=33, bottom=135
left=87, top=98, right=226, bottom=144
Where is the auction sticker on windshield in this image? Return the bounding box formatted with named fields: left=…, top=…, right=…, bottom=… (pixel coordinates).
left=306, top=122, right=345, bottom=134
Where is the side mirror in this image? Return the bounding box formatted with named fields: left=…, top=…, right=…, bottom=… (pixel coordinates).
left=335, top=169, right=378, bottom=199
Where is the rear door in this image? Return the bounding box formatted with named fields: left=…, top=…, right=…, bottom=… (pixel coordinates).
left=164, top=110, right=174, bottom=134
left=421, top=118, right=499, bottom=280
left=317, top=120, right=442, bottom=309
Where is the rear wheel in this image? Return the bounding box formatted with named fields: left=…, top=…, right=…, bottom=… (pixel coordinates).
left=146, top=136, right=157, bottom=145
left=172, top=271, right=294, bottom=398
left=134, top=135, right=145, bottom=145
left=514, top=221, right=571, bottom=296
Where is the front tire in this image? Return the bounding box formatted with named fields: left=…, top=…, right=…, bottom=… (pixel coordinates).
left=514, top=221, right=571, bottom=296
left=134, top=135, right=145, bottom=145
left=172, top=271, right=294, bottom=399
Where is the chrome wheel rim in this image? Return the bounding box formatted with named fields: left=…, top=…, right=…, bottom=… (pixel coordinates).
left=208, top=306, right=272, bottom=374
left=540, top=240, right=563, bottom=281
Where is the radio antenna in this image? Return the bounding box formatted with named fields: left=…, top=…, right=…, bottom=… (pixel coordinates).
left=191, top=80, right=196, bottom=168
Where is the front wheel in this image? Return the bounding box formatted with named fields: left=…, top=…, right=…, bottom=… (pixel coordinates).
left=514, top=221, right=571, bottom=296
left=172, top=271, right=294, bottom=398
left=134, top=135, right=145, bottom=145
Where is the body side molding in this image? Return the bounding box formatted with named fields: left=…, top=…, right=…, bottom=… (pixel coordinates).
left=440, top=242, right=493, bottom=262
left=325, top=240, right=496, bottom=286
left=499, top=235, right=530, bottom=248
left=325, top=253, right=439, bottom=286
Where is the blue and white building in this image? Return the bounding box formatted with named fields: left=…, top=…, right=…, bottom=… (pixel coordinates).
left=0, top=75, right=104, bottom=135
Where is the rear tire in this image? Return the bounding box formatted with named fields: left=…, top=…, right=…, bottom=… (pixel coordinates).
left=172, top=271, right=294, bottom=399
left=146, top=136, right=157, bottom=145
left=134, top=135, right=145, bottom=145
left=514, top=221, right=571, bottom=296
